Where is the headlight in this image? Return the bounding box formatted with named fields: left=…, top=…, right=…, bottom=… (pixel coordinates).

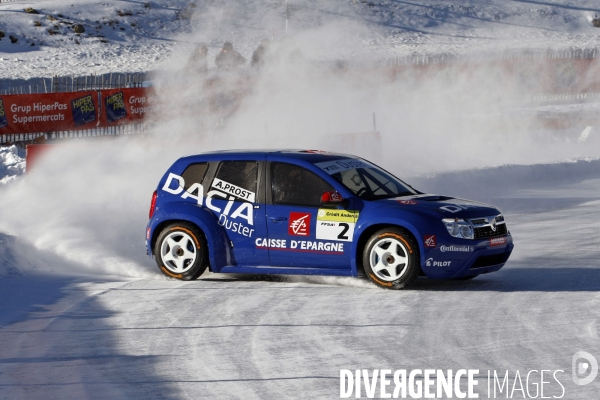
left=442, top=218, right=474, bottom=239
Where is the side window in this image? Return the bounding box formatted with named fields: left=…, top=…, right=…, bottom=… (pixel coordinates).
left=181, top=163, right=209, bottom=190
left=213, top=161, right=258, bottom=202
left=271, top=162, right=334, bottom=207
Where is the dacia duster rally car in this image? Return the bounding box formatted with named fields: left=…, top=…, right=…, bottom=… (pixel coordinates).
left=146, top=150, right=513, bottom=289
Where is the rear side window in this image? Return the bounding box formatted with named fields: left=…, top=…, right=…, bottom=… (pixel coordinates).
left=181, top=163, right=209, bottom=190
left=271, top=162, right=333, bottom=207
left=213, top=161, right=259, bottom=202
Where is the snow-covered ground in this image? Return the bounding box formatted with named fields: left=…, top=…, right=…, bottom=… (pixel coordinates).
left=1, top=0, right=600, bottom=398
left=0, top=161, right=598, bottom=399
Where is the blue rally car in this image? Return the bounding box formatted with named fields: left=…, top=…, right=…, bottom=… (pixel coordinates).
left=146, top=150, right=514, bottom=289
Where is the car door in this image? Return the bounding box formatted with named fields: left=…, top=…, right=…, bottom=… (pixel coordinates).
left=204, top=158, right=269, bottom=266
left=263, top=159, right=356, bottom=270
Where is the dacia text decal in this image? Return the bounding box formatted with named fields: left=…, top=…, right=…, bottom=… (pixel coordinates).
left=162, top=173, right=254, bottom=237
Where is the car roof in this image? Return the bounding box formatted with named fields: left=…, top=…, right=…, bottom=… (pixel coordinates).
left=178, top=149, right=359, bottom=164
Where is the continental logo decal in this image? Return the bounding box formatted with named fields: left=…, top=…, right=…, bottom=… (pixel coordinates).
left=369, top=273, right=393, bottom=287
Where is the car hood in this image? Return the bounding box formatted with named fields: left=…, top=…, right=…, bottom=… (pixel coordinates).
left=376, top=194, right=501, bottom=219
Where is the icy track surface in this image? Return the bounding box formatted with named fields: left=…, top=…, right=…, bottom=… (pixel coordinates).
left=0, top=163, right=598, bottom=399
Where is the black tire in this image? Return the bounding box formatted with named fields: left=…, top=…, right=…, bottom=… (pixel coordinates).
left=154, top=222, right=208, bottom=280
left=362, top=228, right=420, bottom=290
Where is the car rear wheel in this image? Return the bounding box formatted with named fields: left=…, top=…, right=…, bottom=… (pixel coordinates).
left=154, top=223, right=208, bottom=280
left=362, top=228, right=420, bottom=290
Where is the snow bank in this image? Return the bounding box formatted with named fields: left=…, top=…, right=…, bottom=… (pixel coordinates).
left=0, top=145, right=25, bottom=185
left=0, top=232, right=78, bottom=278
left=411, top=157, right=600, bottom=200
left=0, top=139, right=168, bottom=279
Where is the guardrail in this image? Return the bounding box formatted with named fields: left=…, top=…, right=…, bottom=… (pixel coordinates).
left=0, top=87, right=154, bottom=143
left=2, top=49, right=600, bottom=145
left=0, top=72, right=147, bottom=95
left=355, top=47, right=598, bottom=69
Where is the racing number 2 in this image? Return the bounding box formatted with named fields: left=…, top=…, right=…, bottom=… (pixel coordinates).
left=337, top=223, right=349, bottom=240
left=315, top=215, right=356, bottom=242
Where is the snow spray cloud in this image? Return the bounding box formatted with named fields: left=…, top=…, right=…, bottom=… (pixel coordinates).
left=0, top=140, right=177, bottom=279
left=153, top=0, right=600, bottom=178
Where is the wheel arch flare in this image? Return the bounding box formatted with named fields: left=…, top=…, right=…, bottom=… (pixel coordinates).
left=148, top=202, right=230, bottom=270
left=353, top=218, right=424, bottom=277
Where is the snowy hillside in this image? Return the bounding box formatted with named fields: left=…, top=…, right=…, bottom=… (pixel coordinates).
left=0, top=0, right=192, bottom=80
left=1, top=0, right=600, bottom=79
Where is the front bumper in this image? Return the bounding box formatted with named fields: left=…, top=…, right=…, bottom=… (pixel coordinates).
left=421, top=234, right=514, bottom=279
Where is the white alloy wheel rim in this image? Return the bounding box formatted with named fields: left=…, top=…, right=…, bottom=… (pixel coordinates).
left=160, top=231, right=198, bottom=274
left=369, top=237, right=409, bottom=282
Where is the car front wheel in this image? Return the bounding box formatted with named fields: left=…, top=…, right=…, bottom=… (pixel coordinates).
left=362, top=228, right=420, bottom=290
left=154, top=222, right=208, bottom=280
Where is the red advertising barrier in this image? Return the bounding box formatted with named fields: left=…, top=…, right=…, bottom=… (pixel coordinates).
left=99, top=87, right=158, bottom=126
left=0, top=88, right=156, bottom=135
left=0, top=91, right=99, bottom=135
left=25, top=143, right=57, bottom=172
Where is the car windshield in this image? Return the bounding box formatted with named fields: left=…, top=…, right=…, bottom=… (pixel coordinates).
left=314, top=158, right=418, bottom=200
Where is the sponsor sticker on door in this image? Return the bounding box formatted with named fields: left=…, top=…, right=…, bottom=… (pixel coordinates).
left=315, top=209, right=359, bottom=242
left=288, top=212, right=311, bottom=236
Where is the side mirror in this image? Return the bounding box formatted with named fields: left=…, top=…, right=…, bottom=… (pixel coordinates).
left=320, top=191, right=348, bottom=208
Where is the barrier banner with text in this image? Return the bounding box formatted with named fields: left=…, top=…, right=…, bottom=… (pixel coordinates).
left=0, top=91, right=99, bottom=134
left=100, top=88, right=157, bottom=126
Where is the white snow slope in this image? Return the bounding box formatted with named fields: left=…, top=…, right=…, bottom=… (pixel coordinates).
left=1, top=1, right=600, bottom=399
left=1, top=0, right=600, bottom=79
